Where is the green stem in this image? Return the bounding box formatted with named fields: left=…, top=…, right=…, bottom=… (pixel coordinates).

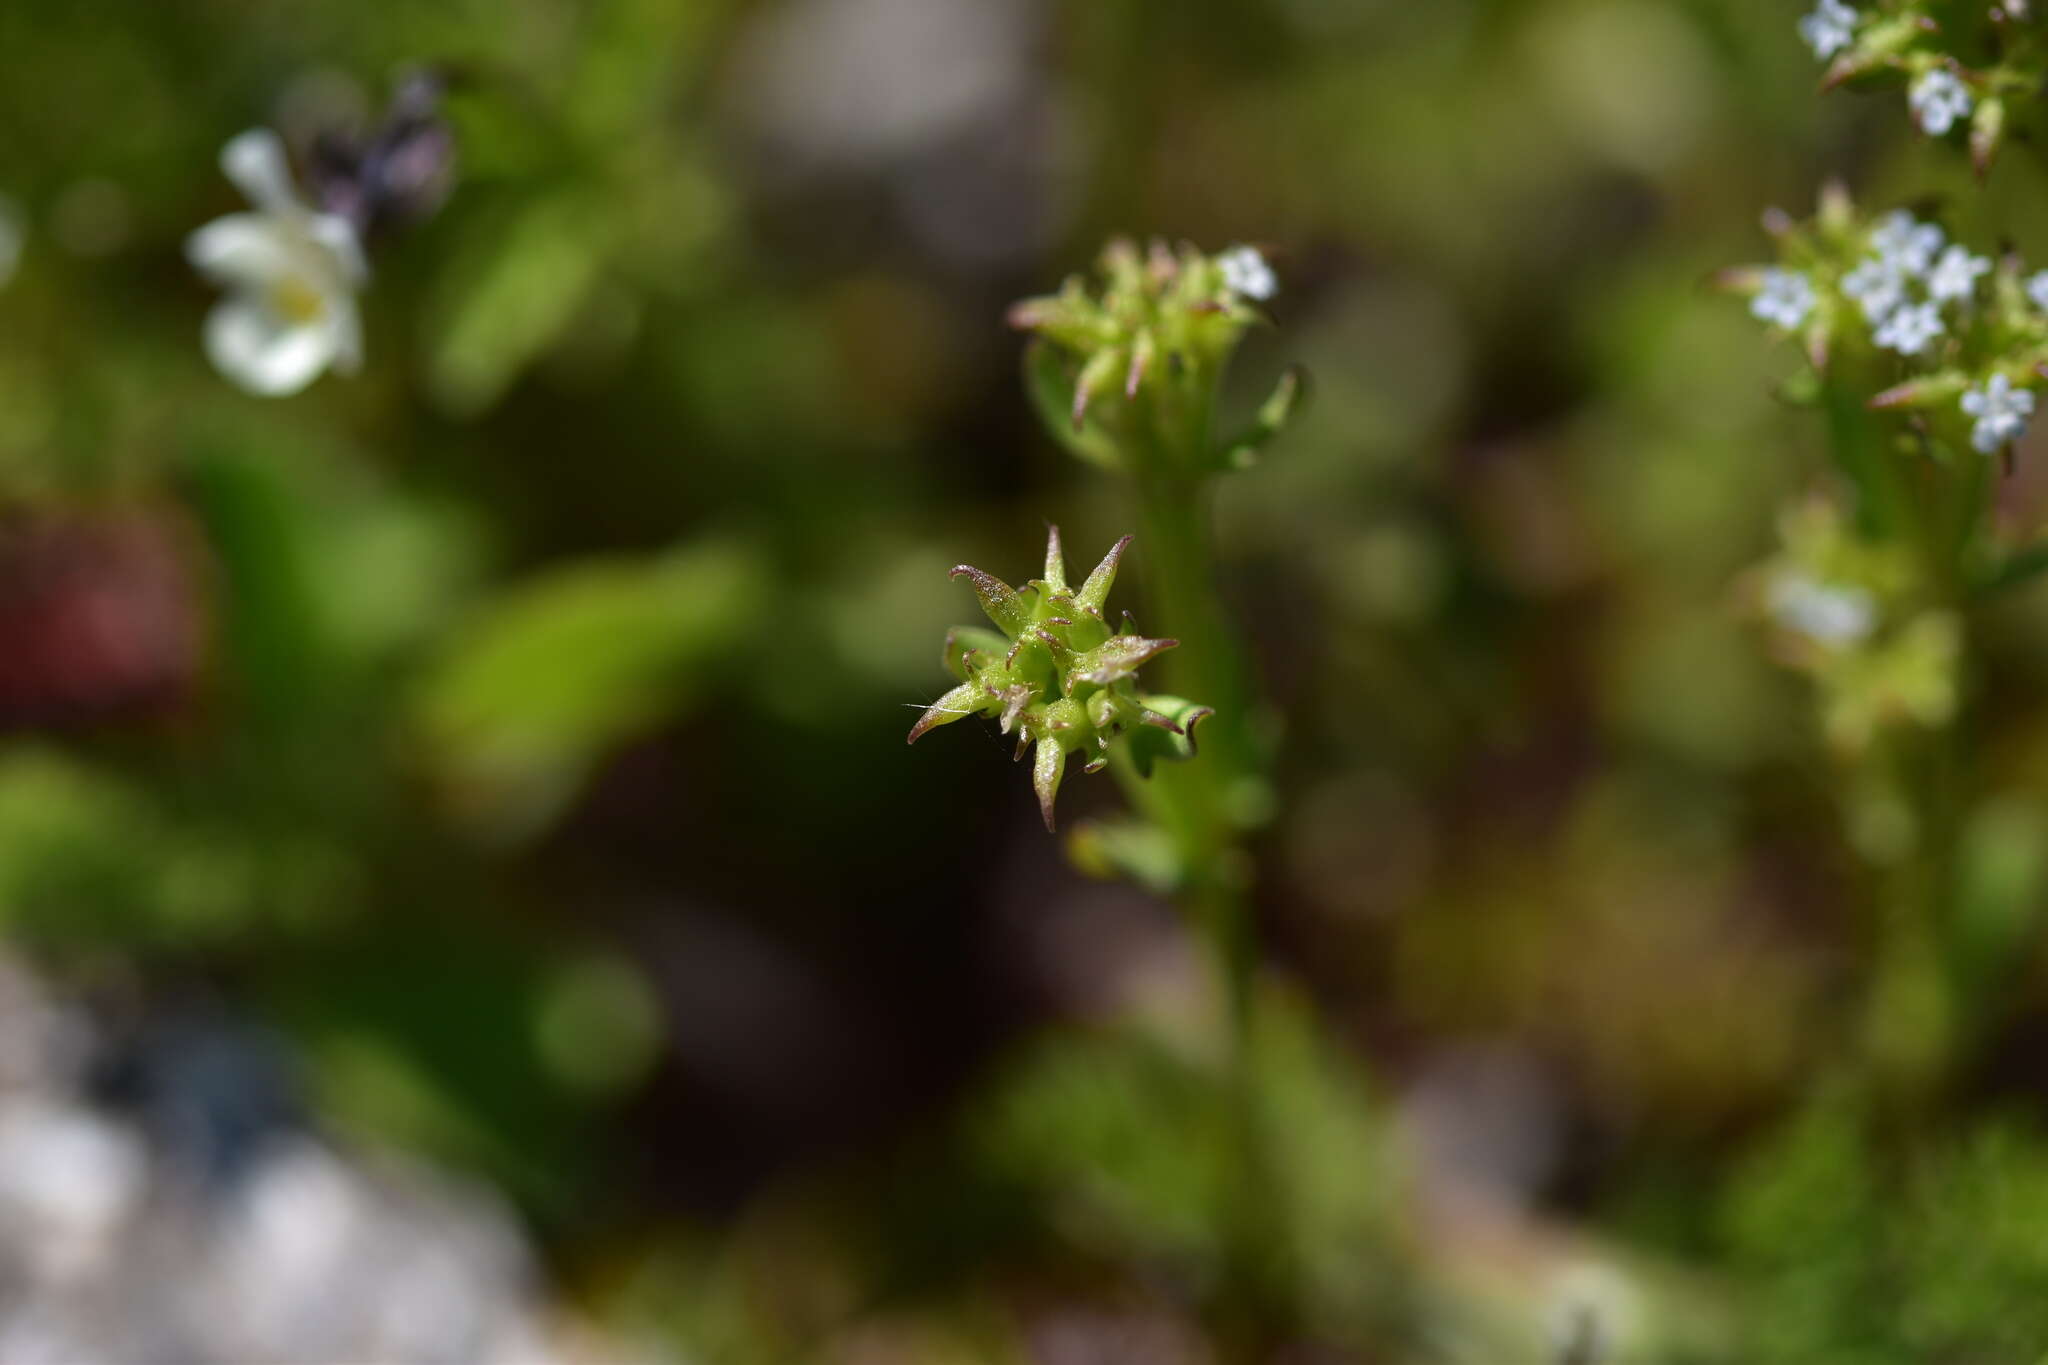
left=1857, top=428, right=1985, bottom=1109
left=1128, top=469, right=1260, bottom=1039
left=1134, top=475, right=1257, bottom=806
left=1120, top=468, right=1284, bottom=1350
left=1822, top=368, right=1908, bottom=542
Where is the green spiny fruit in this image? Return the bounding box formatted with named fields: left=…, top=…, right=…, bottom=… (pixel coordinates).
left=908, top=527, right=1213, bottom=831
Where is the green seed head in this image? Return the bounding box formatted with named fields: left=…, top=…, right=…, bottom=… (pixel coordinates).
left=908, top=527, right=1212, bottom=831
left=1010, top=239, right=1300, bottom=477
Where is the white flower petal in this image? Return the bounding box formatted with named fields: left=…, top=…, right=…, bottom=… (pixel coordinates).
left=221, top=129, right=303, bottom=217
left=204, top=297, right=338, bottom=396
left=305, top=213, right=369, bottom=284
left=1769, top=574, right=1877, bottom=647
left=1218, top=245, right=1277, bottom=302
left=184, top=213, right=301, bottom=287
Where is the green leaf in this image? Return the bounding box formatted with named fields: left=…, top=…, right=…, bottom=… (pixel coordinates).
left=907, top=681, right=983, bottom=745
left=411, top=537, right=765, bottom=840
left=1123, top=694, right=1215, bottom=778
left=1978, top=540, right=2048, bottom=599
left=1033, top=736, right=1067, bottom=831
left=1023, top=341, right=1124, bottom=470
left=1071, top=634, right=1178, bottom=686
left=1218, top=365, right=1306, bottom=471
left=1066, top=816, right=1183, bottom=894
left=425, top=193, right=611, bottom=418
left=949, top=564, right=1031, bottom=637
left=941, top=626, right=1010, bottom=680
left=1075, top=534, right=1131, bottom=617
left=1043, top=523, right=1069, bottom=592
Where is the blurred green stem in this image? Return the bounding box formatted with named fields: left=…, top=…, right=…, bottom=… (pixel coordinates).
left=1847, top=397, right=1988, bottom=1107
left=1113, top=466, right=1283, bottom=1351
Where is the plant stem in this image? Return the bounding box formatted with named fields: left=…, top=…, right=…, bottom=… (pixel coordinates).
left=1856, top=421, right=1987, bottom=1109
left=1122, top=466, right=1284, bottom=1350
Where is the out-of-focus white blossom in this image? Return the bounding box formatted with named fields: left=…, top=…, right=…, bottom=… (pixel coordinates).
left=1871, top=211, right=1943, bottom=277
left=1909, top=68, right=1973, bottom=137
left=1751, top=268, right=1816, bottom=329
left=1768, top=574, right=1878, bottom=648
left=1962, top=373, right=2035, bottom=454
left=185, top=129, right=367, bottom=397
left=1217, top=245, right=1277, bottom=302
left=2026, top=269, right=2048, bottom=312
left=1798, top=0, right=1858, bottom=61
left=1841, top=258, right=1907, bottom=323
left=1874, top=300, right=1943, bottom=355
left=1926, top=244, right=1991, bottom=304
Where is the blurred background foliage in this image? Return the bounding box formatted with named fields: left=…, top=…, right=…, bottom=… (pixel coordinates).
left=8, top=0, right=2048, bottom=1359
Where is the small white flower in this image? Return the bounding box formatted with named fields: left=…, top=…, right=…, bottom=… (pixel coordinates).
left=1217, top=245, right=1277, bottom=302
left=185, top=129, right=367, bottom=397
left=1926, top=244, right=1991, bottom=304
left=1873, top=300, right=1944, bottom=355
left=1870, top=211, right=1943, bottom=277
left=1768, top=573, right=1878, bottom=648
left=2026, top=269, right=2048, bottom=312
left=1909, top=68, right=1973, bottom=137
left=1751, top=268, right=1816, bottom=329
left=1961, top=373, right=2035, bottom=453
left=1841, top=257, right=1907, bottom=323
left=1798, top=0, right=1858, bottom=61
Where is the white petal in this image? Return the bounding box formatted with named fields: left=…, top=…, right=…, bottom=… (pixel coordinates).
left=185, top=213, right=298, bottom=287
left=204, top=297, right=337, bottom=396
left=305, top=212, right=368, bottom=285
left=221, top=129, right=303, bottom=216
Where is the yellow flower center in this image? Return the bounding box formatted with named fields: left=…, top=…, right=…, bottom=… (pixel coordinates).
left=268, top=274, right=328, bottom=326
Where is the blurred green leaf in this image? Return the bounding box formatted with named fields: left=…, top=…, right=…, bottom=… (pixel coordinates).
left=1023, top=340, right=1124, bottom=470
left=411, top=536, right=766, bottom=839
left=426, top=192, right=613, bottom=416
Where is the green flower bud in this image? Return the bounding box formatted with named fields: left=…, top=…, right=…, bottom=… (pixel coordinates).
left=908, top=526, right=1213, bottom=831
left=1971, top=93, right=2007, bottom=176
left=1011, top=239, right=1296, bottom=477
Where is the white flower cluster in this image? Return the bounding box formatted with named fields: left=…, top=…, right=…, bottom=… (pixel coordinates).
left=1793, top=5, right=1980, bottom=139
left=1767, top=572, right=1877, bottom=649
left=1218, top=245, right=1278, bottom=303
left=1751, top=268, right=1815, bottom=330
left=1962, top=373, right=2035, bottom=454
left=1841, top=211, right=1985, bottom=358
left=1909, top=69, right=1973, bottom=138
left=1797, top=0, right=1857, bottom=62
left=1748, top=209, right=2048, bottom=457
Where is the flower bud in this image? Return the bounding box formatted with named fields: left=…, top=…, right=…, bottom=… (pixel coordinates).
left=1971, top=94, right=2007, bottom=176
left=1013, top=240, right=1296, bottom=477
